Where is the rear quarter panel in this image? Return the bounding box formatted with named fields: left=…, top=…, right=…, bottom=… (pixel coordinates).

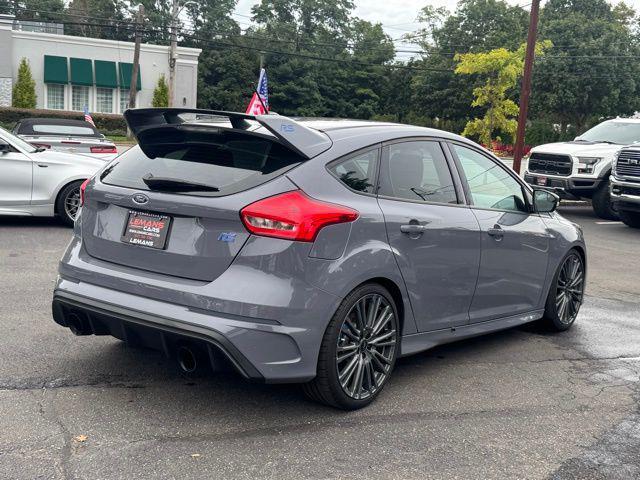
left=287, top=142, right=419, bottom=335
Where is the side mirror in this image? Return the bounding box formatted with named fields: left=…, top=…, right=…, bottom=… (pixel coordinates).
left=533, top=189, right=559, bottom=213
left=0, top=142, right=11, bottom=154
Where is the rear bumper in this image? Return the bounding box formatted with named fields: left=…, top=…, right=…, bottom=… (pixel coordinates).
left=53, top=276, right=324, bottom=383
left=53, top=291, right=265, bottom=381
left=524, top=172, right=603, bottom=198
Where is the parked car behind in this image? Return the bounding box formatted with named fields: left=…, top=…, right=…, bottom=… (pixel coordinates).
left=611, top=146, right=640, bottom=228
left=13, top=118, right=118, bottom=161
left=0, top=125, right=104, bottom=225
left=52, top=109, right=586, bottom=409
left=524, top=117, right=640, bottom=220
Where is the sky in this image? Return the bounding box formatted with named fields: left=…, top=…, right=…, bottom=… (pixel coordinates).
left=234, top=0, right=640, bottom=40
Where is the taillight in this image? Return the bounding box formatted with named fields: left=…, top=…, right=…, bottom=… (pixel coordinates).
left=90, top=146, right=118, bottom=154
left=80, top=178, right=91, bottom=206
left=240, top=190, right=359, bottom=242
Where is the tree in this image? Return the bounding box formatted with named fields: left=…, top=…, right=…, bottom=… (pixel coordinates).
left=1, top=0, right=65, bottom=22
left=12, top=58, right=37, bottom=109
left=410, top=0, right=529, bottom=124
left=65, top=0, right=130, bottom=41
left=531, top=0, right=640, bottom=132
left=456, top=41, right=551, bottom=145
left=151, top=74, right=169, bottom=107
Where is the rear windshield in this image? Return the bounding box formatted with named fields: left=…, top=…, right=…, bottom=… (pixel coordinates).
left=101, top=131, right=304, bottom=197
left=31, top=124, right=98, bottom=136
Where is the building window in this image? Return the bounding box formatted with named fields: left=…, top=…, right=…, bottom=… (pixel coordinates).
left=96, top=87, right=113, bottom=113
left=119, top=89, right=132, bottom=113
left=46, top=84, right=65, bottom=110
left=72, top=86, right=90, bottom=111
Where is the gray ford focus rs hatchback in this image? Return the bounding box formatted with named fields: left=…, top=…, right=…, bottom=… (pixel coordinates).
left=52, top=108, right=586, bottom=409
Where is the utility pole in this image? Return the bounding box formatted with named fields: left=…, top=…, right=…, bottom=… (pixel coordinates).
left=512, top=0, right=541, bottom=175
left=168, top=0, right=179, bottom=108
left=128, top=4, right=144, bottom=110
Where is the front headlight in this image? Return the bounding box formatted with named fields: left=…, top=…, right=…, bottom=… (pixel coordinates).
left=577, top=156, right=602, bottom=174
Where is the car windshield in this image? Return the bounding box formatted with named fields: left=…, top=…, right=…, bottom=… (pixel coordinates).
left=578, top=121, right=640, bottom=145
left=0, top=126, right=37, bottom=153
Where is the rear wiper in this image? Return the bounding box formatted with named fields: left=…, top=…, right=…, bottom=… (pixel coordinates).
left=142, top=174, right=219, bottom=192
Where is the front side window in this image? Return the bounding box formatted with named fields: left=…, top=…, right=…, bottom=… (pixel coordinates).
left=46, top=84, right=65, bottom=110
left=72, top=85, right=90, bottom=111
left=453, top=144, right=528, bottom=213
left=328, top=149, right=377, bottom=193
left=96, top=88, right=113, bottom=113
left=378, top=141, right=458, bottom=204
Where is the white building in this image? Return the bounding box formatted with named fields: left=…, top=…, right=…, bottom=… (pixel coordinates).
left=0, top=15, right=201, bottom=114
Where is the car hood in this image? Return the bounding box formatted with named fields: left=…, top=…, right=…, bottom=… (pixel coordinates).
left=28, top=149, right=107, bottom=169
left=530, top=141, right=623, bottom=158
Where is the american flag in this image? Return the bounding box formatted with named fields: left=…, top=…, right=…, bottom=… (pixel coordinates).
left=84, top=105, right=95, bottom=126
left=245, top=68, right=269, bottom=116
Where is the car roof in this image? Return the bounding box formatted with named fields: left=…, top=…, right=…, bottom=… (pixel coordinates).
left=605, top=117, right=640, bottom=124
left=191, top=116, right=468, bottom=144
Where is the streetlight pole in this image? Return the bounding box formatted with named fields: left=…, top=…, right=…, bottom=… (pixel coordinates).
left=168, top=0, right=179, bottom=107
left=167, top=0, right=196, bottom=107
left=128, top=4, right=144, bottom=110
left=512, top=0, right=541, bottom=175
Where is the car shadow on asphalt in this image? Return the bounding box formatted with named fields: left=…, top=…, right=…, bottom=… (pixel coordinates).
left=0, top=216, right=68, bottom=228
left=76, top=320, right=560, bottom=416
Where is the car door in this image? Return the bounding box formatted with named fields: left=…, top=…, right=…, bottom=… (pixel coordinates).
left=377, top=139, right=481, bottom=332
left=449, top=143, right=551, bottom=323
left=0, top=139, right=33, bottom=206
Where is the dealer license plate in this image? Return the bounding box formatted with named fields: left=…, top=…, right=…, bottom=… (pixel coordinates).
left=121, top=211, right=172, bottom=249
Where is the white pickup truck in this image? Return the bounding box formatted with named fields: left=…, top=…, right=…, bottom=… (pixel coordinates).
left=524, top=118, right=640, bottom=219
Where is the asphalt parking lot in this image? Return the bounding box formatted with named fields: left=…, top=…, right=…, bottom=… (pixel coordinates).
left=1, top=205, right=639, bottom=480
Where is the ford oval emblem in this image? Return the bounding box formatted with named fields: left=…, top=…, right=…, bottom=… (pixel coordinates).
left=132, top=193, right=149, bottom=205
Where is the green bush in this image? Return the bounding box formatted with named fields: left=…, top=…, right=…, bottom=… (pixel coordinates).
left=0, top=107, right=127, bottom=136
left=152, top=74, right=169, bottom=108
left=12, top=58, right=37, bottom=109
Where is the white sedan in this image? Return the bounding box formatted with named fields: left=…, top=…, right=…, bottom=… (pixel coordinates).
left=0, top=126, right=106, bottom=226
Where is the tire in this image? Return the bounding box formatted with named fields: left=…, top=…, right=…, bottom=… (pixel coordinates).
left=539, top=250, right=585, bottom=332
left=302, top=283, right=400, bottom=410
left=618, top=209, right=640, bottom=229
left=55, top=181, right=84, bottom=227
left=591, top=181, right=619, bottom=220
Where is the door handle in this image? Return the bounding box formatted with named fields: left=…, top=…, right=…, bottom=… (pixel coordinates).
left=487, top=225, right=504, bottom=238
left=37, top=164, right=49, bottom=168
left=400, top=223, right=429, bottom=234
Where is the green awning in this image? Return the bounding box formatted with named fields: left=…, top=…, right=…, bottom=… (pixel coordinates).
left=43, top=55, right=68, bottom=84
left=94, top=60, right=117, bottom=88
left=118, top=62, right=141, bottom=91
left=70, top=58, right=93, bottom=86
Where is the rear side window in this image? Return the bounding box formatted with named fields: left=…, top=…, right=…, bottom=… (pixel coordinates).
left=328, top=149, right=378, bottom=193
left=101, top=131, right=305, bottom=197
left=379, top=141, right=458, bottom=204
left=31, top=124, right=97, bottom=136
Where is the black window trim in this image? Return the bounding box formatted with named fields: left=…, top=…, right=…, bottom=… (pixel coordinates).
left=445, top=140, right=536, bottom=215
left=377, top=137, right=466, bottom=208
left=325, top=144, right=382, bottom=198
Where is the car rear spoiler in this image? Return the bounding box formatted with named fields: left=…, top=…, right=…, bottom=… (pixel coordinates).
left=123, top=108, right=333, bottom=159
